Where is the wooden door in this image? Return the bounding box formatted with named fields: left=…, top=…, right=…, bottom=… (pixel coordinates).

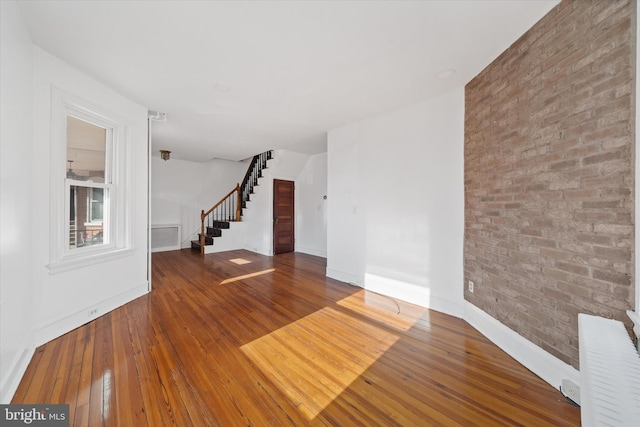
left=273, top=179, right=294, bottom=254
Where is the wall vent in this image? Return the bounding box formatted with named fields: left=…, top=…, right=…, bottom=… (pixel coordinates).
left=151, top=224, right=181, bottom=252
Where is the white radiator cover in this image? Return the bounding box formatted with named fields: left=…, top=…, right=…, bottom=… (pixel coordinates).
left=578, top=313, right=640, bottom=427
left=151, top=224, right=181, bottom=252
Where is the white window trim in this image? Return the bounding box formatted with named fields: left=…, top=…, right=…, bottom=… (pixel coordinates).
left=48, top=87, right=135, bottom=274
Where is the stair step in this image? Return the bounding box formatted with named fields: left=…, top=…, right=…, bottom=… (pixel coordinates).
left=198, top=234, right=214, bottom=245
left=205, top=227, right=222, bottom=237
left=192, top=236, right=214, bottom=246
left=212, top=221, right=230, bottom=229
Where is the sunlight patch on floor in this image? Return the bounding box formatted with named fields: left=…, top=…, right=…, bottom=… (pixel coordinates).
left=229, top=258, right=252, bottom=265
left=220, top=268, right=275, bottom=285
left=101, top=369, right=112, bottom=422
left=337, top=290, right=425, bottom=331
left=240, top=301, right=417, bottom=420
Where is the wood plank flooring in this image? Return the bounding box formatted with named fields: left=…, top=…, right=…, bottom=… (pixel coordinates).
left=12, top=249, right=580, bottom=426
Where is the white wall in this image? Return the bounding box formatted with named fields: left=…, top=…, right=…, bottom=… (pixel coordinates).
left=151, top=156, right=246, bottom=247
left=0, top=3, right=149, bottom=402
left=243, top=150, right=310, bottom=256
left=296, top=153, right=328, bottom=257
left=30, top=47, right=149, bottom=345
left=326, top=125, right=367, bottom=285
left=0, top=0, right=36, bottom=403
left=327, top=88, right=465, bottom=317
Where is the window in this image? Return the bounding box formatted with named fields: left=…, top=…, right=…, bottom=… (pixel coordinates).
left=48, top=88, right=134, bottom=273
left=66, top=116, right=110, bottom=250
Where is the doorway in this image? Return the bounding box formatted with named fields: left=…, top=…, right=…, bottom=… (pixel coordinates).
left=273, top=179, right=294, bottom=254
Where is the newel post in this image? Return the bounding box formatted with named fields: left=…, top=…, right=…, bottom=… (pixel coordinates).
left=235, top=183, right=242, bottom=221
left=200, top=210, right=205, bottom=255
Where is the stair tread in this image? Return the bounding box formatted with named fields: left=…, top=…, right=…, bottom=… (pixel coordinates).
left=191, top=239, right=213, bottom=246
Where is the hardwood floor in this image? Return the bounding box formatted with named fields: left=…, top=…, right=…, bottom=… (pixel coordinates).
left=12, top=249, right=580, bottom=426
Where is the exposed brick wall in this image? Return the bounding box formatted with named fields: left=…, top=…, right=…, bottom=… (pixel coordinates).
left=464, top=0, right=635, bottom=368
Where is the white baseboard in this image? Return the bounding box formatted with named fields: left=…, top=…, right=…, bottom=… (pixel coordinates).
left=326, top=267, right=364, bottom=287
left=243, top=245, right=273, bottom=257
left=0, top=342, right=35, bottom=404
left=364, top=273, right=464, bottom=318
left=295, top=245, right=327, bottom=258
left=464, top=301, right=579, bottom=389
left=34, top=282, right=149, bottom=346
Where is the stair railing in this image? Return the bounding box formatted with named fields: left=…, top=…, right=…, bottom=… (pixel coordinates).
left=198, top=150, right=272, bottom=254
left=200, top=184, right=242, bottom=253
left=241, top=150, right=272, bottom=207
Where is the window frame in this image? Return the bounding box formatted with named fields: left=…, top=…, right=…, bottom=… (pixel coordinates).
left=66, top=180, right=111, bottom=251
left=48, top=88, right=135, bottom=274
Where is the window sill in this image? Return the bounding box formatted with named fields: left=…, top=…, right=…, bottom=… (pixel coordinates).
left=47, top=247, right=135, bottom=275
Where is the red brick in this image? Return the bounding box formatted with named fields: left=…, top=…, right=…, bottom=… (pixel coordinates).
left=593, top=223, right=632, bottom=235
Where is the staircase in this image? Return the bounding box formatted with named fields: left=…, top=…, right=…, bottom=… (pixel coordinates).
left=191, top=150, right=272, bottom=253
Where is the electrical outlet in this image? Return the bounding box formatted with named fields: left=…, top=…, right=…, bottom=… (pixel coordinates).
left=468, top=280, right=474, bottom=293
left=561, top=379, right=580, bottom=405
left=88, top=308, right=99, bottom=318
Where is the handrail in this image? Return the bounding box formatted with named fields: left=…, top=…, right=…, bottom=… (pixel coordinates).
left=202, top=184, right=240, bottom=218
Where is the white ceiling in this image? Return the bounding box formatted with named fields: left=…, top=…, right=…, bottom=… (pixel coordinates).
left=18, top=0, right=559, bottom=162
